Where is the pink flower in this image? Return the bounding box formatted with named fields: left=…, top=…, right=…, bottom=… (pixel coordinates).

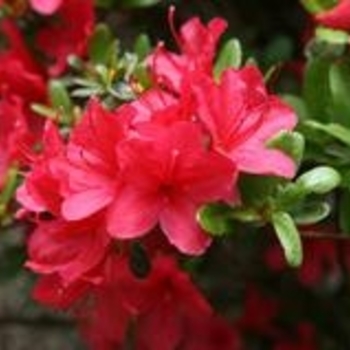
left=0, top=95, right=28, bottom=189
left=194, top=65, right=297, bottom=178
left=17, top=120, right=65, bottom=215
left=26, top=215, right=110, bottom=287
left=61, top=99, right=133, bottom=221
left=150, top=13, right=227, bottom=92
left=315, top=0, right=350, bottom=31
left=0, top=20, right=47, bottom=137
left=109, top=121, right=235, bottom=254
left=35, top=0, right=94, bottom=75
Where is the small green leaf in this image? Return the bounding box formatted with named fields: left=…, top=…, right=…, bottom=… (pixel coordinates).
left=197, top=203, right=234, bottom=236
left=268, top=131, right=305, bottom=165
left=120, top=0, right=160, bottom=7
left=49, top=79, right=73, bottom=124
left=134, top=34, right=152, bottom=60
left=301, top=0, right=338, bottom=13
left=316, top=27, right=350, bottom=45
left=271, top=212, right=303, bottom=267
left=303, top=120, right=350, bottom=146
left=214, top=38, right=242, bottom=79
left=329, top=59, right=350, bottom=127
left=239, top=175, right=281, bottom=206
left=31, top=103, right=57, bottom=119
left=296, top=166, right=341, bottom=194
left=292, top=201, right=331, bottom=225
left=303, top=57, right=332, bottom=122
left=88, top=24, right=114, bottom=64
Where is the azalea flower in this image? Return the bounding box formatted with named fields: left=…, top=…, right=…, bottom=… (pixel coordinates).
left=0, top=95, right=28, bottom=189
left=109, top=121, right=235, bottom=254
left=35, top=0, right=94, bottom=75
left=26, top=214, right=110, bottom=287
left=150, top=12, right=227, bottom=92
left=193, top=65, right=297, bottom=178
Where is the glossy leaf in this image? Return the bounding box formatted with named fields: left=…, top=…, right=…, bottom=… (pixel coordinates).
left=214, top=38, right=242, bottom=79
left=296, top=166, right=341, bottom=194
left=271, top=211, right=303, bottom=267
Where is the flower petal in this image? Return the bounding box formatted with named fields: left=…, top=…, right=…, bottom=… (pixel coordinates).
left=160, top=197, right=211, bottom=255
left=107, top=186, right=162, bottom=239
left=62, top=188, right=113, bottom=220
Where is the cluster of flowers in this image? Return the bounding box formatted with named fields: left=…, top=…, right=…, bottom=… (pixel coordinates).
left=0, top=0, right=93, bottom=191
left=11, top=5, right=299, bottom=348
left=2, top=0, right=350, bottom=348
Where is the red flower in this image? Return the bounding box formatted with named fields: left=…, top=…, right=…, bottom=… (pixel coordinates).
left=194, top=65, right=297, bottom=178
left=0, top=20, right=46, bottom=137
left=74, top=255, right=238, bottom=350
left=61, top=99, right=133, bottom=220
left=26, top=215, right=110, bottom=287
left=315, top=0, right=350, bottom=31
left=150, top=14, right=227, bottom=92
left=109, top=121, right=235, bottom=254
left=0, top=95, right=28, bottom=189
left=17, top=120, right=65, bottom=216
left=35, top=0, right=94, bottom=75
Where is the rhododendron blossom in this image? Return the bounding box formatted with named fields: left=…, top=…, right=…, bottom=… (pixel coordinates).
left=109, top=121, right=235, bottom=254
left=150, top=13, right=227, bottom=92
left=194, top=66, right=297, bottom=178
left=35, top=0, right=94, bottom=75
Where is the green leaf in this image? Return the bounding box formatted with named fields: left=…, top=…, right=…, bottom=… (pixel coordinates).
left=120, top=0, right=160, bottom=7
left=239, top=175, right=281, bottom=207
left=304, top=120, right=350, bottom=146
left=303, top=57, right=332, bottom=122
left=301, top=0, right=338, bottom=13
left=296, top=166, right=341, bottom=194
left=316, top=27, right=350, bottom=45
left=271, top=212, right=303, bottom=267
left=328, top=59, right=350, bottom=127
left=88, top=24, right=114, bottom=64
left=292, top=201, right=331, bottom=225
left=134, top=34, right=152, bottom=60
left=48, top=79, right=73, bottom=124
left=197, top=203, right=234, bottom=236
left=214, top=38, right=242, bottom=79
left=268, top=131, right=305, bottom=165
